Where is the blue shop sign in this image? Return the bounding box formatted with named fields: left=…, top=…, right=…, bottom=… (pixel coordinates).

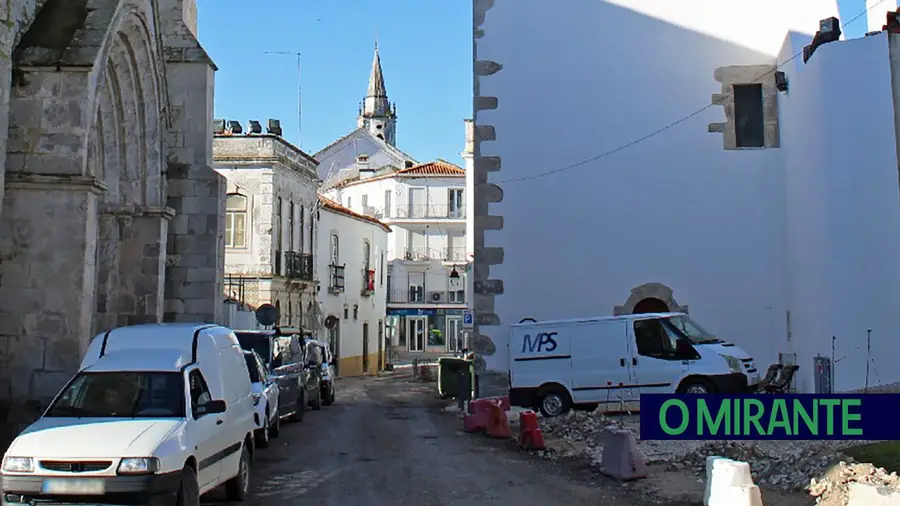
left=387, top=308, right=438, bottom=316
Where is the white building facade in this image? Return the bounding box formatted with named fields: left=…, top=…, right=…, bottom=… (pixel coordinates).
left=316, top=197, right=390, bottom=377
left=472, top=0, right=900, bottom=393
left=323, top=162, right=470, bottom=358
left=212, top=127, right=320, bottom=331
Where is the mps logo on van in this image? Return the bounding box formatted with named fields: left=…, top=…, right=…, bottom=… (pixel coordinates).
left=522, top=332, right=558, bottom=353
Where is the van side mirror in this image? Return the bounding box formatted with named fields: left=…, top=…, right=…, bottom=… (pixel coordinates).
left=201, top=400, right=227, bottom=415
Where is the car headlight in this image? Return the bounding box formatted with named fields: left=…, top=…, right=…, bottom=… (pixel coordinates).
left=252, top=393, right=261, bottom=406
left=117, top=457, right=160, bottom=475
left=720, top=354, right=743, bottom=374
left=2, top=457, right=33, bottom=473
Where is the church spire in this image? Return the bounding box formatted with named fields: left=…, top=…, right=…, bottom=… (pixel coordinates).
left=358, top=40, right=397, bottom=146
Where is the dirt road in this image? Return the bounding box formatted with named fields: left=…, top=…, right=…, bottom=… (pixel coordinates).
left=205, top=374, right=678, bottom=506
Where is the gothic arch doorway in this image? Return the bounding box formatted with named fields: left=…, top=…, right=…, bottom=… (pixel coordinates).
left=632, top=297, right=669, bottom=314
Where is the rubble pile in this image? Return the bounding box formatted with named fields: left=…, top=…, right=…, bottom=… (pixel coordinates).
left=808, top=461, right=900, bottom=505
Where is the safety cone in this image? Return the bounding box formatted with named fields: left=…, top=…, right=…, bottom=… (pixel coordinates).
left=485, top=402, right=512, bottom=438
left=518, top=410, right=545, bottom=450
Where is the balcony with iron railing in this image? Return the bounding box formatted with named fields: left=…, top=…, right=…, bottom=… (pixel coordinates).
left=389, top=204, right=466, bottom=220
left=285, top=251, right=314, bottom=281
left=401, top=247, right=467, bottom=262
left=328, top=264, right=345, bottom=293
left=387, top=288, right=466, bottom=305
left=361, top=268, right=375, bottom=297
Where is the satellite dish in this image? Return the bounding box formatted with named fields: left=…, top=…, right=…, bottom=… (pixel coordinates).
left=255, top=303, right=279, bottom=327
left=324, top=315, right=339, bottom=329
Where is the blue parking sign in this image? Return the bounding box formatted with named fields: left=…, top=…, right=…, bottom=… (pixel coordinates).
left=463, top=310, right=474, bottom=327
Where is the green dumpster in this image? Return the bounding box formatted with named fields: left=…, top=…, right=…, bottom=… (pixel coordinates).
left=438, top=356, right=475, bottom=399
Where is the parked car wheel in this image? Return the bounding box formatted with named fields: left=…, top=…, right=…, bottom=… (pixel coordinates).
left=537, top=384, right=572, bottom=418
left=270, top=411, right=281, bottom=438
left=310, top=388, right=322, bottom=411
left=289, top=392, right=305, bottom=422
left=327, top=384, right=336, bottom=405
left=224, top=443, right=251, bottom=501
left=175, top=465, right=199, bottom=506
left=255, top=412, right=270, bottom=448
left=322, top=382, right=334, bottom=406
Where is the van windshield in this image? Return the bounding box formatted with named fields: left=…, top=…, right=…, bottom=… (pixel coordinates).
left=45, top=372, right=185, bottom=418
left=665, top=315, right=722, bottom=344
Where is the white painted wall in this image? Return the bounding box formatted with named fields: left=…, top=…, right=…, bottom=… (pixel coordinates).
left=776, top=32, right=900, bottom=392
left=476, top=0, right=900, bottom=392
left=316, top=203, right=389, bottom=363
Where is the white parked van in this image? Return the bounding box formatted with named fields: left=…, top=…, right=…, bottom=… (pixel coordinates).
left=0, top=323, right=257, bottom=506
left=508, top=313, right=760, bottom=417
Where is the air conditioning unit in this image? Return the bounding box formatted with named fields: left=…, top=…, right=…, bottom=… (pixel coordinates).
left=428, top=291, right=444, bottom=303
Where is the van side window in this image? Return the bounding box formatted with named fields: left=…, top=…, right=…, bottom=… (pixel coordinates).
left=188, top=370, right=212, bottom=419
left=634, top=319, right=678, bottom=358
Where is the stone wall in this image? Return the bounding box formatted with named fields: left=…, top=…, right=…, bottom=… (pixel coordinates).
left=160, top=0, right=225, bottom=323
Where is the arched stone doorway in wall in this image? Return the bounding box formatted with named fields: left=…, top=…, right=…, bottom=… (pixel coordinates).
left=632, top=297, right=670, bottom=314
left=614, top=282, right=689, bottom=315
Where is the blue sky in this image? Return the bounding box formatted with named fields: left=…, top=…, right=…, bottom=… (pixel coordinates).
left=197, top=0, right=868, bottom=165
left=197, top=0, right=472, bottom=164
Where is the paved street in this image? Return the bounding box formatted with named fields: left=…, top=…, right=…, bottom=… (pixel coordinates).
left=204, top=375, right=660, bottom=506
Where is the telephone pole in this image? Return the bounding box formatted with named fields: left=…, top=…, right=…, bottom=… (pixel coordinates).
left=265, top=51, right=303, bottom=149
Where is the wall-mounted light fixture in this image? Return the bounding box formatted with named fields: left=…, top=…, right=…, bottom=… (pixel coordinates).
left=803, top=17, right=841, bottom=63
left=774, top=71, right=788, bottom=92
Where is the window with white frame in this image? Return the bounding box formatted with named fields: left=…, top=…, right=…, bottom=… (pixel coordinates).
left=448, top=188, right=464, bottom=218
left=408, top=272, right=425, bottom=303
left=225, top=193, right=248, bottom=248
left=448, top=272, right=465, bottom=303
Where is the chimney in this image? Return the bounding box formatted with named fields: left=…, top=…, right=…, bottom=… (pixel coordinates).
left=357, top=154, right=375, bottom=179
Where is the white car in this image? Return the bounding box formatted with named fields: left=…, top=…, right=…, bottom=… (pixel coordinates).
left=242, top=349, right=280, bottom=448
left=0, top=323, right=257, bottom=506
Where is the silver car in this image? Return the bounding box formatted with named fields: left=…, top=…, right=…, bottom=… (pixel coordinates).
left=243, top=349, right=280, bottom=447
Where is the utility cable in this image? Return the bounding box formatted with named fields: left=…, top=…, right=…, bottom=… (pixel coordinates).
left=497, top=0, right=888, bottom=185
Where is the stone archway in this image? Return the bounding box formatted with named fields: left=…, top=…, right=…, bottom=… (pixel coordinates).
left=613, top=282, right=689, bottom=315
left=91, top=4, right=170, bottom=333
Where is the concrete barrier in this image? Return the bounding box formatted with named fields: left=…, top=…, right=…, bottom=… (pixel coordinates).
left=597, top=428, right=647, bottom=481
left=704, top=456, right=762, bottom=506
left=848, top=482, right=900, bottom=505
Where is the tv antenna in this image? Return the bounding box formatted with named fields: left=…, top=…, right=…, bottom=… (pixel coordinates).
left=265, top=50, right=303, bottom=150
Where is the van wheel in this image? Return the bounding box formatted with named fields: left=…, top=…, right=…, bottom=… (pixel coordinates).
left=175, top=465, right=199, bottom=506
left=270, top=412, right=281, bottom=439
left=255, top=412, right=270, bottom=448
left=678, top=377, right=716, bottom=394
left=225, top=444, right=250, bottom=501
left=537, top=385, right=571, bottom=417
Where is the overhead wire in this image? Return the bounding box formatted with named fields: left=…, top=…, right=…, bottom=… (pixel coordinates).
left=496, top=0, right=889, bottom=185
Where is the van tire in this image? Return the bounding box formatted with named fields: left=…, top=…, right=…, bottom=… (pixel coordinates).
left=678, top=377, right=716, bottom=394
left=225, top=443, right=251, bottom=501
left=537, top=385, right=572, bottom=417
left=175, top=465, right=199, bottom=506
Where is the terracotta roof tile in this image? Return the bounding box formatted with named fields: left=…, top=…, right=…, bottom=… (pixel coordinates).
left=317, top=196, right=392, bottom=232
left=396, top=160, right=465, bottom=176
left=332, top=159, right=465, bottom=189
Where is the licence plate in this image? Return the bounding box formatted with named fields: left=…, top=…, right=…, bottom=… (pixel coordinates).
left=41, top=478, right=105, bottom=495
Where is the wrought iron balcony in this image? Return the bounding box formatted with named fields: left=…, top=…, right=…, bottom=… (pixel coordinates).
left=403, top=247, right=468, bottom=262
left=285, top=251, right=313, bottom=281
left=393, top=205, right=466, bottom=220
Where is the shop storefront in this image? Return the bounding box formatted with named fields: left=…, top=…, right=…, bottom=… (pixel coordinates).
left=387, top=308, right=467, bottom=353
